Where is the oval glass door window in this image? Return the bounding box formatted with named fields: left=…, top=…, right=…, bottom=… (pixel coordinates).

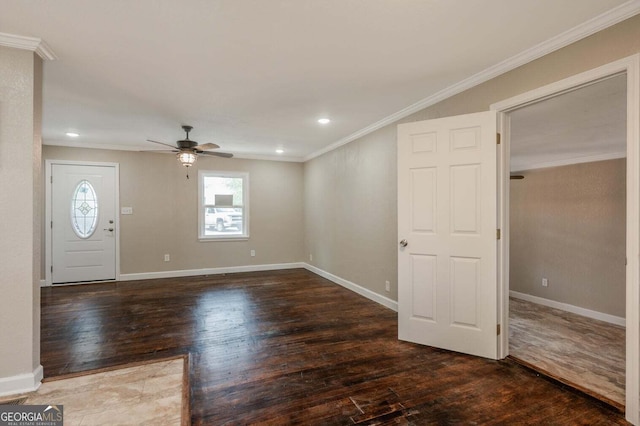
left=71, top=180, right=99, bottom=238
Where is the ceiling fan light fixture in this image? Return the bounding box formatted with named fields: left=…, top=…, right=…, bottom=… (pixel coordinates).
left=177, top=151, right=197, bottom=167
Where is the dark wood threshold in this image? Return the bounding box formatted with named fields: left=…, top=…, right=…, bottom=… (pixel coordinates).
left=507, top=355, right=624, bottom=414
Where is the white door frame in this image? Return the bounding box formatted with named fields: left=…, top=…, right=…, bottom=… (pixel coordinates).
left=491, top=54, right=640, bottom=423
left=45, top=160, right=121, bottom=286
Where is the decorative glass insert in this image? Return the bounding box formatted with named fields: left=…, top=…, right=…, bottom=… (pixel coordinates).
left=71, top=180, right=99, bottom=238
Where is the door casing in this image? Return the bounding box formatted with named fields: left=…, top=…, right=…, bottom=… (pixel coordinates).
left=45, top=160, right=121, bottom=286
left=491, top=54, right=640, bottom=423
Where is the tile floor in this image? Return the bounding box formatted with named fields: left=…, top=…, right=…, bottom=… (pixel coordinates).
left=509, top=297, right=625, bottom=406
left=9, top=357, right=185, bottom=426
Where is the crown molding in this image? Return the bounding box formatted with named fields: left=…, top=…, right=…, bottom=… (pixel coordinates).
left=229, top=153, right=304, bottom=163
left=45, top=140, right=143, bottom=152
left=43, top=140, right=304, bottom=162
left=0, top=32, right=57, bottom=60
left=511, top=151, right=626, bottom=172
left=304, top=0, right=640, bottom=162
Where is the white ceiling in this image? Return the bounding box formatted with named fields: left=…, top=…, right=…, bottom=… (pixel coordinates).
left=510, top=74, right=627, bottom=172
left=0, top=0, right=636, bottom=161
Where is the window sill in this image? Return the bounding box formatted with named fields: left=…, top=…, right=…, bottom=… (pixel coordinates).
left=198, top=236, right=249, bottom=242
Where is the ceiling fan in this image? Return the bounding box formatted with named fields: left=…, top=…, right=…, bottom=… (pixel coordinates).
left=145, top=125, right=233, bottom=171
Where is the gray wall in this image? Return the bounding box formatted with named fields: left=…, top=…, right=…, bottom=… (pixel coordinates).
left=304, top=127, right=398, bottom=298
left=510, top=159, right=626, bottom=317
left=303, top=14, right=640, bottom=302
left=0, top=46, right=42, bottom=383
left=43, top=146, right=305, bottom=275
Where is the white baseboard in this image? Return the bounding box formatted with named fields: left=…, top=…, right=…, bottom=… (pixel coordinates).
left=0, top=365, right=43, bottom=398
left=119, top=262, right=306, bottom=281
left=303, top=263, right=398, bottom=312
left=39, top=279, right=48, bottom=288
left=510, top=290, right=625, bottom=327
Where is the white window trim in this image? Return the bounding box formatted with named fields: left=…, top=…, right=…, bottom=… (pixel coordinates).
left=198, top=170, right=250, bottom=241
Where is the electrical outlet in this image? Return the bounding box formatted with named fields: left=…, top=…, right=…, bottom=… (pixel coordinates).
left=309, top=254, right=313, bottom=261
left=164, top=254, right=170, bottom=262
left=542, top=277, right=548, bottom=287
left=385, top=280, right=391, bottom=292
left=250, top=249, right=256, bottom=257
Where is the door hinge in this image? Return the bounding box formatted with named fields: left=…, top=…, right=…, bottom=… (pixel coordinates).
left=50, top=265, right=53, bottom=273
left=496, top=133, right=501, bottom=145
left=50, top=175, right=53, bottom=183
left=497, top=229, right=501, bottom=240
left=497, top=324, right=501, bottom=335
left=50, top=221, right=53, bottom=229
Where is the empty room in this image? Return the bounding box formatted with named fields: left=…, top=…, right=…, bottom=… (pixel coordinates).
left=2, top=1, right=640, bottom=424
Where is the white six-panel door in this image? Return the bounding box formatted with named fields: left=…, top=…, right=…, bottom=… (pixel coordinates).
left=51, top=164, right=117, bottom=284
left=397, top=111, right=498, bottom=359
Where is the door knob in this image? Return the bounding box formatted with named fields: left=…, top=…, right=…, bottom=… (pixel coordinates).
left=399, top=239, right=408, bottom=248
left=104, top=228, right=114, bottom=232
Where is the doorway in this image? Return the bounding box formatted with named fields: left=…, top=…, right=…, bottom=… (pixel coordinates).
left=491, top=54, right=640, bottom=422
left=396, top=54, right=639, bottom=423
left=506, top=74, right=627, bottom=408
left=45, top=161, right=120, bottom=285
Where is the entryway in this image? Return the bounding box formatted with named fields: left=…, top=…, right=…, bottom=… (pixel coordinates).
left=397, top=54, right=640, bottom=424
left=46, top=161, right=119, bottom=285
left=505, top=74, right=627, bottom=408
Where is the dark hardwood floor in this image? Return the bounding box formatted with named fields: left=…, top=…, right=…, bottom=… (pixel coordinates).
left=41, top=269, right=628, bottom=425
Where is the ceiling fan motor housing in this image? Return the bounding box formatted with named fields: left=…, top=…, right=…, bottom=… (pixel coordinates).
left=177, top=139, right=198, bottom=149
left=178, top=125, right=197, bottom=149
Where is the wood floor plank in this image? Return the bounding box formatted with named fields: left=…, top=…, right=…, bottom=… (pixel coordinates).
left=41, top=269, right=629, bottom=425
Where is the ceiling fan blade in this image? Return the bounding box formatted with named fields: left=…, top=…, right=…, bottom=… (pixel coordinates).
left=140, top=149, right=179, bottom=153
left=196, top=142, right=220, bottom=150
left=199, top=151, right=234, bottom=158
left=146, top=139, right=178, bottom=149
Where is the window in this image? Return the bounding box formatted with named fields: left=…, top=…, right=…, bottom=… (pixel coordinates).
left=199, top=171, right=249, bottom=240
left=71, top=180, right=98, bottom=238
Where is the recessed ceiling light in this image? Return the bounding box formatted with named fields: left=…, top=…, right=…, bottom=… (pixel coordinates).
left=65, top=132, right=80, bottom=137
left=317, top=118, right=331, bottom=125
left=276, top=149, right=284, bottom=154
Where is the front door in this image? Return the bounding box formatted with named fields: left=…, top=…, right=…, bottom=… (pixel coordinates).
left=397, top=111, right=499, bottom=359
left=51, top=164, right=117, bottom=284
